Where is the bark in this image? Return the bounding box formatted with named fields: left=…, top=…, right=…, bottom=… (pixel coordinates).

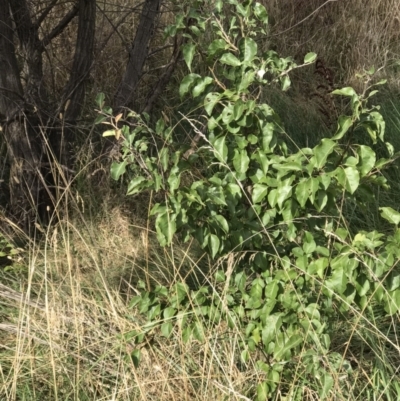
left=0, top=1, right=49, bottom=233
left=0, top=1, right=23, bottom=117
left=10, top=0, right=48, bottom=114
left=62, top=0, right=96, bottom=123
left=114, top=0, right=162, bottom=110
left=53, top=0, right=96, bottom=168
left=0, top=0, right=94, bottom=234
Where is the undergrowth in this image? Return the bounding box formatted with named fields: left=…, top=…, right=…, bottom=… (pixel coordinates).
left=2, top=1, right=400, bottom=400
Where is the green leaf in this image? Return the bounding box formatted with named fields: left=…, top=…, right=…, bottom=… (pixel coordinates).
left=127, top=176, right=147, bottom=195
left=262, top=314, right=281, bottom=345
left=314, top=190, right=328, bottom=211
left=220, top=53, right=242, bottom=67
left=308, top=257, right=329, bottom=279
left=159, top=147, right=169, bottom=172
left=325, top=268, right=347, bottom=295
left=192, top=321, right=204, bottom=341
left=208, top=39, right=227, bottom=57
left=335, top=167, right=360, bottom=194
left=208, top=234, right=220, bottom=258
left=204, top=92, right=220, bottom=115
left=304, top=52, right=317, bottom=64
left=295, top=179, right=308, bottom=208
left=319, top=374, right=334, bottom=399
left=233, top=149, right=250, bottom=177
left=168, top=171, right=181, bottom=193
left=280, top=75, right=291, bottom=91
left=182, top=43, right=196, bottom=71
left=385, top=289, right=400, bottom=315
left=238, top=70, right=255, bottom=92
left=163, top=307, right=176, bottom=319
left=192, top=76, right=213, bottom=98
left=233, top=99, right=246, bottom=120
left=155, top=212, right=176, bottom=246
left=268, top=189, right=278, bottom=208
left=303, top=232, right=316, bottom=255
left=313, top=139, right=336, bottom=169
left=252, top=184, right=269, bottom=203
left=380, top=207, right=400, bottom=225
left=276, top=181, right=292, bottom=208
left=214, top=214, right=229, bottom=234
left=221, top=104, right=234, bottom=124
left=332, top=115, right=353, bottom=140
left=272, top=161, right=302, bottom=173
left=332, top=87, right=357, bottom=97
left=240, top=37, right=257, bottom=62
left=182, top=325, right=192, bottom=343
left=161, top=322, right=173, bottom=338
left=295, top=177, right=319, bottom=207
left=95, top=92, right=105, bottom=108
left=274, top=334, right=302, bottom=360
left=250, top=278, right=264, bottom=299
left=179, top=73, right=200, bottom=98
left=241, top=349, right=250, bottom=363
left=214, top=0, right=223, bottom=13
left=257, top=382, right=269, bottom=401
left=110, top=160, right=127, bottom=180
left=130, top=349, right=141, bottom=368
left=254, top=2, right=268, bottom=23
left=358, top=145, right=376, bottom=177
left=215, top=270, right=226, bottom=282
left=235, top=271, right=247, bottom=293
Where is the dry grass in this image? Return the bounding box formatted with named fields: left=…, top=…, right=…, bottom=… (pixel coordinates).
left=265, top=0, right=400, bottom=86
left=0, top=211, right=253, bottom=401
left=1, top=201, right=400, bottom=400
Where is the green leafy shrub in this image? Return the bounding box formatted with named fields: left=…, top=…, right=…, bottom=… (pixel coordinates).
left=99, top=0, right=400, bottom=398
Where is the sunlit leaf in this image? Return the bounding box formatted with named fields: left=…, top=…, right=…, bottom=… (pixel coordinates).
left=220, top=52, right=242, bottom=66
left=304, top=52, right=317, bottom=64
left=380, top=207, right=400, bottom=225
left=182, top=43, right=196, bottom=71
left=110, top=160, right=127, bottom=180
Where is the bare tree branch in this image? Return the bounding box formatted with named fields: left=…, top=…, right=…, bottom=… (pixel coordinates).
left=35, top=0, right=58, bottom=28
left=41, top=2, right=79, bottom=48
left=142, top=35, right=183, bottom=114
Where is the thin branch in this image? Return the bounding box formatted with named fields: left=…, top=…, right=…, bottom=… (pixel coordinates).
left=142, top=35, right=183, bottom=114
left=271, top=0, right=339, bottom=37
left=41, top=2, right=79, bottom=48
left=35, top=0, right=58, bottom=28
left=147, top=43, right=174, bottom=58
left=95, top=2, right=142, bottom=53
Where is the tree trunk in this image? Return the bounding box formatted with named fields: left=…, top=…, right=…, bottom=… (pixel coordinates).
left=53, top=0, right=96, bottom=169
left=0, top=0, right=95, bottom=234
left=0, top=1, right=23, bottom=117
left=0, top=1, right=48, bottom=234
left=114, top=0, right=162, bottom=110
left=9, top=0, right=49, bottom=114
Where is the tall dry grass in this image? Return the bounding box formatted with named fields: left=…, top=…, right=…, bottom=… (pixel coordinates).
left=265, top=0, right=400, bottom=86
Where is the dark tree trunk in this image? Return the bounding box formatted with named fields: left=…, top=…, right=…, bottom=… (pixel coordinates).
left=53, top=0, right=96, bottom=169
left=9, top=0, right=48, bottom=114
left=114, top=0, right=162, bottom=110
left=0, top=1, right=48, bottom=234
left=0, top=0, right=95, bottom=234
left=0, top=1, right=23, bottom=117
